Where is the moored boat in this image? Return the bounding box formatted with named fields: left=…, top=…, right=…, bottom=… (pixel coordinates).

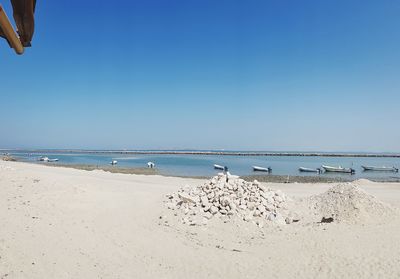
left=253, top=166, right=272, bottom=172
left=214, top=164, right=225, bottom=170
left=362, top=166, right=398, bottom=172
left=110, top=160, right=118, bottom=165
left=38, top=156, right=49, bottom=162
left=299, top=167, right=321, bottom=173
left=322, top=165, right=355, bottom=174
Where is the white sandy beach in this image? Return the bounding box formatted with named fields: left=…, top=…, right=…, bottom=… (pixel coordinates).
left=1, top=160, right=400, bottom=279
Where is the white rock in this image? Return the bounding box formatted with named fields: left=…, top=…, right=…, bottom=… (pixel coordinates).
left=201, top=196, right=209, bottom=206
left=203, top=212, right=213, bottom=219
left=166, top=175, right=294, bottom=227
left=267, top=213, right=275, bottom=221
left=178, top=193, right=196, bottom=204
left=203, top=204, right=211, bottom=212
left=267, top=197, right=275, bottom=204
left=257, top=205, right=266, bottom=213
left=210, top=206, right=219, bottom=215
left=247, top=202, right=255, bottom=210
left=243, top=213, right=253, bottom=222
left=274, top=213, right=286, bottom=225
left=239, top=204, right=247, bottom=210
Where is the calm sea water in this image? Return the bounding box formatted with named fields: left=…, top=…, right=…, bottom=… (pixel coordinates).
left=6, top=150, right=400, bottom=179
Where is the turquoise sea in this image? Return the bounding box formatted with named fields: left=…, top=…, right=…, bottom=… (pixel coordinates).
left=5, top=150, right=400, bottom=180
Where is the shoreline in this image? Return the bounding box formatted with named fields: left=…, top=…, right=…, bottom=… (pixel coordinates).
left=26, top=162, right=400, bottom=183
left=43, top=163, right=161, bottom=176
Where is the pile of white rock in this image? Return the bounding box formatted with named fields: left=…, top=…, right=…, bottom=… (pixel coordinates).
left=164, top=174, right=297, bottom=227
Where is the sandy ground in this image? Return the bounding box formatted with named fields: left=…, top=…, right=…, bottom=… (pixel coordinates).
left=1, top=161, right=400, bottom=279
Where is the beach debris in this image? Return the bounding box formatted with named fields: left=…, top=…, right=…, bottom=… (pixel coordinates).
left=2, top=155, right=16, bottom=161
left=164, top=174, right=296, bottom=226
left=320, top=217, right=334, bottom=223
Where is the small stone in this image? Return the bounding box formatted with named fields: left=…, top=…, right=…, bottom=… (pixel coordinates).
left=257, top=205, right=266, bottom=213
left=203, top=212, right=213, bottom=219
left=267, top=213, right=275, bottom=221
left=285, top=216, right=293, bottom=224
left=166, top=202, right=176, bottom=210
left=244, top=214, right=253, bottom=222
left=247, top=202, right=255, bottom=210
left=266, top=197, right=275, bottom=204
left=274, top=213, right=286, bottom=225
left=265, top=203, right=275, bottom=212
left=210, top=206, right=219, bottom=215
left=201, top=196, right=209, bottom=206
left=178, top=193, right=196, bottom=204
left=189, top=220, right=197, bottom=226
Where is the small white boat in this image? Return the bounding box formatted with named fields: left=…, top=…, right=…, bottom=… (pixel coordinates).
left=322, top=165, right=355, bottom=174
left=362, top=166, right=398, bottom=172
left=38, top=156, right=49, bottom=162
left=47, top=158, right=59, bottom=162
left=253, top=166, right=272, bottom=172
left=110, top=160, right=118, bottom=165
left=299, top=167, right=321, bottom=173
left=147, top=162, right=155, bottom=168
left=214, top=164, right=225, bottom=170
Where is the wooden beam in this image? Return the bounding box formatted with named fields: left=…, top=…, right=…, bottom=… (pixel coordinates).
left=0, top=4, right=24, bottom=55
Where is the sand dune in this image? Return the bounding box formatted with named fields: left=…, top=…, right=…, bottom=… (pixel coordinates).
left=1, top=161, right=400, bottom=278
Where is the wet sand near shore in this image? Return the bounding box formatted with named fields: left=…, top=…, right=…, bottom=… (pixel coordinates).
left=37, top=162, right=400, bottom=183
left=35, top=163, right=160, bottom=175
left=32, top=162, right=345, bottom=183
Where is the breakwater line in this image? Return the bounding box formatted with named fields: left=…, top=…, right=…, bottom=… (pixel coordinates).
left=6, top=149, right=400, bottom=158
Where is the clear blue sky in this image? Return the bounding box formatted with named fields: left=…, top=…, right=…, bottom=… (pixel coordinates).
left=1, top=0, right=399, bottom=152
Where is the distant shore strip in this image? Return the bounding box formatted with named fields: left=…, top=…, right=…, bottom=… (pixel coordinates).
left=7, top=150, right=400, bottom=158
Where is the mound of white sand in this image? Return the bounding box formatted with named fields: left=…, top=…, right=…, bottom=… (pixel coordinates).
left=308, top=183, right=397, bottom=224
